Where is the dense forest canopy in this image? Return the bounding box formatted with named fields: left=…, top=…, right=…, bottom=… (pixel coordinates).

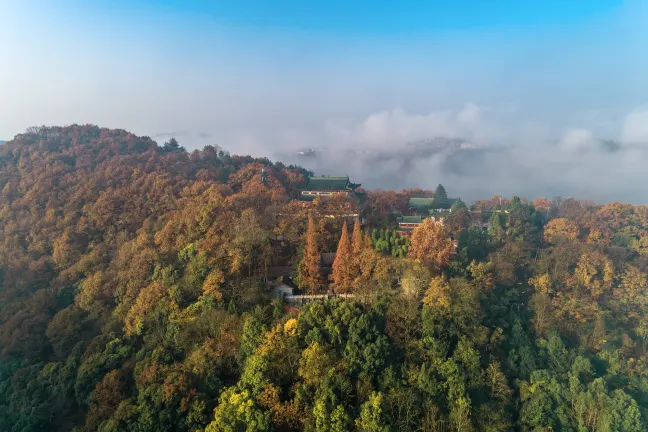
left=1, top=125, right=648, bottom=431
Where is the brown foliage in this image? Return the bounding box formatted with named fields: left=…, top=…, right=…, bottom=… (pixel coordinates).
left=408, top=218, right=454, bottom=270
left=297, top=217, right=322, bottom=293
left=331, top=221, right=355, bottom=293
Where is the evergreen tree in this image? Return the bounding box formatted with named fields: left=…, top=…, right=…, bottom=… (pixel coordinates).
left=451, top=198, right=468, bottom=212
left=432, top=184, right=450, bottom=209
left=331, top=221, right=355, bottom=293
left=161, top=137, right=185, bottom=154
left=488, top=211, right=505, bottom=241
left=447, top=198, right=471, bottom=236
left=297, top=217, right=322, bottom=293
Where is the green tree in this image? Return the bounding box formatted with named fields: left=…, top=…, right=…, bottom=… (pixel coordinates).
left=206, top=388, right=271, bottom=432
left=356, top=392, right=389, bottom=432
left=432, top=184, right=450, bottom=209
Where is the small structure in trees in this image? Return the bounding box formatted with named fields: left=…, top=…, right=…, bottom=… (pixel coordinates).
left=271, top=275, right=300, bottom=300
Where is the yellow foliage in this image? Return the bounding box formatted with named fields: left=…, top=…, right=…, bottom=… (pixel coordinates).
left=298, top=342, right=333, bottom=387
left=124, top=281, right=168, bottom=336
left=283, top=318, right=298, bottom=337
left=257, top=324, right=286, bottom=356
left=543, top=218, right=579, bottom=244
left=574, top=251, right=614, bottom=299
left=529, top=273, right=552, bottom=294
left=76, top=271, right=109, bottom=313
left=630, top=236, right=648, bottom=255
left=422, top=276, right=451, bottom=310
left=202, top=269, right=225, bottom=301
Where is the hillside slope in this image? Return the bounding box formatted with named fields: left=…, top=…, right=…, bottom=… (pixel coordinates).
left=1, top=125, right=648, bottom=431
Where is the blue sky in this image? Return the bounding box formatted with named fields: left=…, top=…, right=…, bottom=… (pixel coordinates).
left=1, top=0, right=648, bottom=201
left=56, top=0, right=624, bottom=32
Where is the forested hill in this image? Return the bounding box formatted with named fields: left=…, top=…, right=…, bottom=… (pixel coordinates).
left=1, top=125, right=648, bottom=431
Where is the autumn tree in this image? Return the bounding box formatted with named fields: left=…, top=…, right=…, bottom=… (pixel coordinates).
left=352, top=218, right=363, bottom=254
left=331, top=221, right=355, bottom=293
left=296, top=217, right=322, bottom=293
left=351, top=217, right=366, bottom=276
left=544, top=218, right=579, bottom=244
left=533, top=197, right=552, bottom=213
left=409, top=218, right=454, bottom=270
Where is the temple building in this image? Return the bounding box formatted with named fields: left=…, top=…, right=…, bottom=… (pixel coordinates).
left=408, top=197, right=458, bottom=213
left=299, top=176, right=361, bottom=201
left=396, top=215, right=445, bottom=237
left=408, top=197, right=434, bottom=213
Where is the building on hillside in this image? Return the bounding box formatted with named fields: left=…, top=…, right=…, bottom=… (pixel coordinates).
left=427, top=198, right=458, bottom=213
left=397, top=215, right=425, bottom=231
left=271, top=275, right=300, bottom=300
left=298, top=176, right=361, bottom=201
left=396, top=215, right=445, bottom=237
left=408, top=197, right=434, bottom=212
left=409, top=197, right=460, bottom=213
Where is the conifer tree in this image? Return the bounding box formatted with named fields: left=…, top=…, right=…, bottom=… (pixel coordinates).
left=297, top=217, right=322, bottom=293
left=331, top=221, right=355, bottom=293
left=488, top=212, right=505, bottom=241
left=432, top=184, right=450, bottom=209
left=352, top=218, right=363, bottom=254
left=447, top=198, right=471, bottom=236
left=364, top=231, right=373, bottom=250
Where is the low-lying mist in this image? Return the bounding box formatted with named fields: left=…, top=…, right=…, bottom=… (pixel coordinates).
left=262, top=105, right=648, bottom=204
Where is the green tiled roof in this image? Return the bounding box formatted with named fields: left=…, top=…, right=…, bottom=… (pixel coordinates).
left=398, top=216, right=424, bottom=224
left=409, top=197, right=434, bottom=208
left=301, top=176, right=360, bottom=191
left=297, top=194, right=317, bottom=201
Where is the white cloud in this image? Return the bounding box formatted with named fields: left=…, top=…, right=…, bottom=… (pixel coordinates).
left=621, top=108, right=648, bottom=144
left=560, top=128, right=596, bottom=151
left=322, top=103, right=489, bottom=149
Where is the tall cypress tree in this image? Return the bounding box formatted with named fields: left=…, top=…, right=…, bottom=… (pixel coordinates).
left=488, top=211, right=505, bottom=241
left=297, top=217, right=322, bottom=293
left=364, top=231, right=373, bottom=250
left=331, top=221, right=354, bottom=293
left=432, top=184, right=449, bottom=209
left=352, top=218, right=363, bottom=254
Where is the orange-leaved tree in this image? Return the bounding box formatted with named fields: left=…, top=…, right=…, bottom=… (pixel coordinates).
left=352, top=218, right=363, bottom=254
left=331, top=220, right=355, bottom=293
left=297, top=217, right=322, bottom=293
left=408, top=218, right=454, bottom=271
left=543, top=217, right=579, bottom=244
